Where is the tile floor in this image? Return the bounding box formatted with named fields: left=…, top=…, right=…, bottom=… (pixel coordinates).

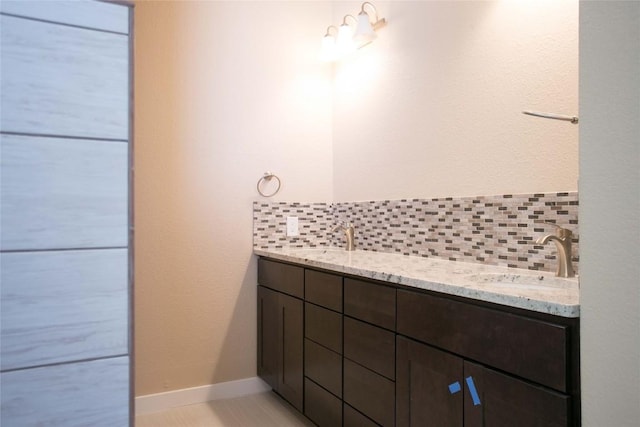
left=135, top=392, right=314, bottom=427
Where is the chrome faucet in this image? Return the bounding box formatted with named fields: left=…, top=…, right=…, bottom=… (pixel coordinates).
left=332, top=222, right=356, bottom=251
left=536, top=222, right=575, bottom=278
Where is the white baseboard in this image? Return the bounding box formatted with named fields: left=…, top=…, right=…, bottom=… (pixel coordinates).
left=135, top=376, right=272, bottom=415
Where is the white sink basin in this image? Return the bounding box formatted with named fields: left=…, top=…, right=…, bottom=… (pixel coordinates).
left=465, top=273, right=578, bottom=291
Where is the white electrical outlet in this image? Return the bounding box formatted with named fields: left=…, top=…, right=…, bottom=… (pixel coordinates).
left=286, top=216, right=299, bottom=237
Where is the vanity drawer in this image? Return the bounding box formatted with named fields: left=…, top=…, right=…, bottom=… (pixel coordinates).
left=344, top=317, right=395, bottom=380
left=304, top=378, right=342, bottom=427
left=258, top=258, right=303, bottom=298
left=344, top=278, right=396, bottom=331
left=305, top=269, right=342, bottom=312
left=305, top=303, right=342, bottom=353
left=344, top=358, right=395, bottom=427
left=344, top=404, right=378, bottom=427
left=305, top=339, right=342, bottom=398
left=397, top=289, right=569, bottom=392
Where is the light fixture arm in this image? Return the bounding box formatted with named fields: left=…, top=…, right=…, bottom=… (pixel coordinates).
left=360, top=2, right=378, bottom=20
left=324, top=25, right=338, bottom=37
left=359, top=1, right=386, bottom=30
left=342, top=14, right=358, bottom=27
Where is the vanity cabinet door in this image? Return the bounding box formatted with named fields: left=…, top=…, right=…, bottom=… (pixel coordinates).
left=397, top=335, right=572, bottom=427
left=464, top=362, right=570, bottom=427
left=279, top=292, right=304, bottom=411
left=396, top=336, right=463, bottom=427
left=257, top=286, right=279, bottom=390
left=257, top=285, right=303, bottom=411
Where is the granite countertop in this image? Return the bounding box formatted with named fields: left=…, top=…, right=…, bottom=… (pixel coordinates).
left=254, top=247, right=580, bottom=318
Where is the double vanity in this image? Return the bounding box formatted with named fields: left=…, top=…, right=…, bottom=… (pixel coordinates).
left=255, top=248, right=580, bottom=426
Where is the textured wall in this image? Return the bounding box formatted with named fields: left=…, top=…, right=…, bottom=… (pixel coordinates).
left=332, top=0, right=579, bottom=201
left=134, top=1, right=333, bottom=396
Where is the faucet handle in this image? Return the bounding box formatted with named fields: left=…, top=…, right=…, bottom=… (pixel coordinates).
left=542, top=221, right=572, bottom=238
left=542, top=220, right=562, bottom=228
left=333, top=220, right=353, bottom=227
left=331, top=220, right=349, bottom=232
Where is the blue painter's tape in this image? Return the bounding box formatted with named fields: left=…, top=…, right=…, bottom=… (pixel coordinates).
left=466, top=376, right=481, bottom=406
left=448, top=381, right=461, bottom=394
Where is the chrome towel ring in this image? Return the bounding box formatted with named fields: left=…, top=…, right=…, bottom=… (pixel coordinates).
left=257, top=172, right=281, bottom=197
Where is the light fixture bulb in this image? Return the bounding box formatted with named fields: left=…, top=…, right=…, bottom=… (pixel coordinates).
left=320, top=25, right=338, bottom=62
left=337, top=19, right=356, bottom=56
left=355, top=10, right=377, bottom=47
left=321, top=34, right=337, bottom=62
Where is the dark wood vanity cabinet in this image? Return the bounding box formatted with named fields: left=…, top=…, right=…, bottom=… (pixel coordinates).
left=396, top=289, right=579, bottom=427
left=257, top=257, right=580, bottom=427
left=257, top=259, right=304, bottom=411
left=396, top=336, right=570, bottom=427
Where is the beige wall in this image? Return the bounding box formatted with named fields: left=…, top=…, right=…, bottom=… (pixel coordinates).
left=134, top=0, right=333, bottom=396
left=135, top=0, right=582, bottom=398
left=579, top=1, right=640, bottom=424
left=332, top=0, right=578, bottom=201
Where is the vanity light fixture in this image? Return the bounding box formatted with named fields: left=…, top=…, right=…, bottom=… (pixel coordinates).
left=321, top=1, right=386, bottom=62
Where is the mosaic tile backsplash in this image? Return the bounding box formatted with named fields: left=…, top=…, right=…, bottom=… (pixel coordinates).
left=253, top=192, right=579, bottom=274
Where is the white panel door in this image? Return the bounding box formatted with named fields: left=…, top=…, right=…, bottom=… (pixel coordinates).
left=0, top=134, right=128, bottom=250
left=1, top=249, right=129, bottom=370
left=1, top=4, right=132, bottom=426
left=0, top=356, right=130, bottom=427
left=0, top=0, right=130, bottom=34
left=0, top=14, right=129, bottom=139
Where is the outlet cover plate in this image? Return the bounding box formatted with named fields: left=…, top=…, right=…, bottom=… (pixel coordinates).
left=286, top=216, right=299, bottom=237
